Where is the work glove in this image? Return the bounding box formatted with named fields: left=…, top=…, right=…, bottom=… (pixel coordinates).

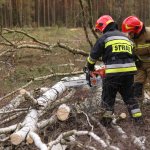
left=86, top=62, right=95, bottom=71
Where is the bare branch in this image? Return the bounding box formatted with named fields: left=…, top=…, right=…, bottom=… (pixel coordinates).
left=0, top=71, right=82, bottom=101
left=86, top=0, right=99, bottom=40
left=57, top=42, right=88, bottom=56
left=3, top=28, right=50, bottom=47
left=79, top=0, right=93, bottom=48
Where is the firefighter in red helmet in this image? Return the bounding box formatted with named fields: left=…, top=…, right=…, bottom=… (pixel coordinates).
left=86, top=15, right=143, bottom=127
left=122, top=16, right=150, bottom=105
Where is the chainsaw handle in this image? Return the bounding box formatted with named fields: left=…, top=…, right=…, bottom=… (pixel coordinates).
left=83, top=66, right=92, bottom=86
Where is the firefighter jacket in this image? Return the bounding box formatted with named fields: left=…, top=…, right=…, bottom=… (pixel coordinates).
left=87, top=30, right=137, bottom=76
left=134, top=27, right=150, bottom=62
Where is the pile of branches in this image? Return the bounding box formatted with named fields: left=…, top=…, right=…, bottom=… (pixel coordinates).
left=0, top=74, right=148, bottom=150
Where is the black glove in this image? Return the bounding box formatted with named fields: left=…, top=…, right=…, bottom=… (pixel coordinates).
left=134, top=55, right=142, bottom=68
left=87, top=62, right=95, bottom=71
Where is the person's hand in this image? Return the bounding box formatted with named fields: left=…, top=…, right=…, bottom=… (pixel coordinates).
left=86, top=62, right=95, bottom=71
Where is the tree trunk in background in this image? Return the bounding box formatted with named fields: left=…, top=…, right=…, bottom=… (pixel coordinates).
left=0, top=0, right=150, bottom=28
left=47, top=0, right=50, bottom=26
left=52, top=0, right=56, bottom=26
left=43, top=0, right=46, bottom=26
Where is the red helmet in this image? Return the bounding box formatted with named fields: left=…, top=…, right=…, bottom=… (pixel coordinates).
left=122, top=16, right=143, bottom=34
left=95, top=15, right=114, bottom=32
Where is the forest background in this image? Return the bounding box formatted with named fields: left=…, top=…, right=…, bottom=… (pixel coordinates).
left=0, top=0, right=150, bottom=28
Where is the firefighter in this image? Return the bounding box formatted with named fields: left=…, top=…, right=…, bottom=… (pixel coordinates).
left=86, top=15, right=143, bottom=127
left=122, top=16, right=150, bottom=104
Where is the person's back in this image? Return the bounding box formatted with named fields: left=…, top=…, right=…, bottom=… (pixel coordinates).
left=86, top=15, right=143, bottom=127
left=99, top=30, right=136, bottom=76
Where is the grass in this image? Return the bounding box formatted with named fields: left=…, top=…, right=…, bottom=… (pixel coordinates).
left=0, top=27, right=96, bottom=96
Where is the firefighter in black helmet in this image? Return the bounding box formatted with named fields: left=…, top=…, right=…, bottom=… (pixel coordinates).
left=86, top=15, right=143, bottom=127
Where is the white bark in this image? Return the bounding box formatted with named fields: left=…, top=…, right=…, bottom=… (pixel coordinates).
left=29, top=132, right=48, bottom=150
left=48, top=130, right=120, bottom=150
left=38, top=115, right=58, bottom=129
left=0, top=94, right=26, bottom=115
left=10, top=109, right=38, bottom=145
left=0, top=124, right=17, bottom=134
left=0, top=111, right=25, bottom=125
left=131, top=135, right=146, bottom=150
left=10, top=81, right=67, bottom=145
left=111, top=124, right=128, bottom=139
left=37, top=81, right=66, bottom=107
left=20, top=89, right=38, bottom=105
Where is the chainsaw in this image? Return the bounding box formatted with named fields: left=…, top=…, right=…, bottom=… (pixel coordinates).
left=61, top=65, right=105, bottom=88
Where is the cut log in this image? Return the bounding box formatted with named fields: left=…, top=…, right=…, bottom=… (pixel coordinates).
left=10, top=109, right=38, bottom=145
left=56, top=104, right=70, bottom=121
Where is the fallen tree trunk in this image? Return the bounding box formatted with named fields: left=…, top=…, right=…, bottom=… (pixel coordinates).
left=9, top=77, right=79, bottom=145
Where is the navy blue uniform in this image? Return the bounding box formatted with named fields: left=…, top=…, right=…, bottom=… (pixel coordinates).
left=87, top=30, right=142, bottom=123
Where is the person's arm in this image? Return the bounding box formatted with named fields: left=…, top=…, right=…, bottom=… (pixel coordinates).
left=86, top=37, right=105, bottom=71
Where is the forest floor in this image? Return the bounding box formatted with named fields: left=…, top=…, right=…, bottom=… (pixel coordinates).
left=0, top=27, right=150, bottom=150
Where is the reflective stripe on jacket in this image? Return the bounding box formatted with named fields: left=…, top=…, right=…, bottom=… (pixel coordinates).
left=134, top=27, right=150, bottom=62
left=88, top=30, right=137, bottom=76
left=105, top=63, right=137, bottom=74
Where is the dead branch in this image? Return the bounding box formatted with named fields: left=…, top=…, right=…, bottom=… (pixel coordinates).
left=0, top=108, right=28, bottom=114
left=112, top=121, right=146, bottom=149
left=0, top=80, right=33, bottom=101
left=79, top=0, right=93, bottom=48
left=0, top=28, right=89, bottom=58
left=46, top=88, right=76, bottom=111
left=0, top=71, right=82, bottom=101
left=131, top=135, right=146, bottom=150
left=111, top=123, right=128, bottom=140
left=3, top=28, right=50, bottom=47
left=89, top=115, right=112, bottom=145
left=57, top=42, right=88, bottom=56
left=48, top=130, right=120, bottom=150
left=0, top=94, right=26, bottom=114
left=10, top=109, right=38, bottom=145
left=86, top=0, right=99, bottom=40
left=28, top=132, right=48, bottom=150
left=0, top=124, right=17, bottom=134
left=0, top=111, right=26, bottom=126
left=38, top=115, right=58, bottom=129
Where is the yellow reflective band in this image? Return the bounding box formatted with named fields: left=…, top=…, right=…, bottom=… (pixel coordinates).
left=105, top=39, right=132, bottom=48
left=87, top=57, right=95, bottom=64
left=137, top=44, right=150, bottom=48
left=132, top=112, right=142, bottom=118
left=105, top=67, right=137, bottom=73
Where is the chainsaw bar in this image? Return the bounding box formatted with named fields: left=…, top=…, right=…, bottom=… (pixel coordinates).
left=61, top=75, right=102, bottom=88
